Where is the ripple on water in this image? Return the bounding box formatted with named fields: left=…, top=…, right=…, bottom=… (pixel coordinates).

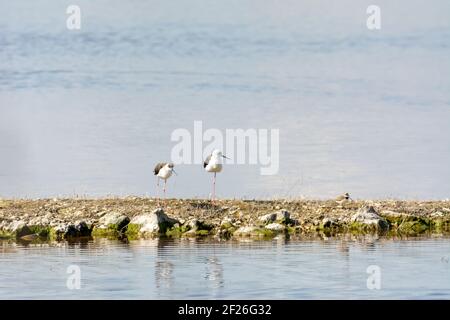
left=2, top=236, right=450, bottom=299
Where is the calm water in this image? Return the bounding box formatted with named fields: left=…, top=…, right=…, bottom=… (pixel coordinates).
left=1, top=236, right=450, bottom=299
left=0, top=1, right=449, bottom=200
left=1, top=2, right=449, bottom=300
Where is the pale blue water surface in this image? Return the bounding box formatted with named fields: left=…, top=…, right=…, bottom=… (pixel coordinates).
left=0, top=0, right=449, bottom=199
left=1, top=236, right=450, bottom=299
left=1, top=1, right=450, bottom=300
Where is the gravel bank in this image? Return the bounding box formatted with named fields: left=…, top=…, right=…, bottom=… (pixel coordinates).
left=1, top=198, right=450, bottom=241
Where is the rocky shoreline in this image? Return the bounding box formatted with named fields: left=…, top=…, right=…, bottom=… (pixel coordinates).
left=1, top=198, right=450, bottom=242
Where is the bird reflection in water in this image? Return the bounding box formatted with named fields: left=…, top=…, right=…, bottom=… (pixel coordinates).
left=155, top=260, right=174, bottom=289
left=154, top=239, right=175, bottom=290
left=204, top=256, right=224, bottom=289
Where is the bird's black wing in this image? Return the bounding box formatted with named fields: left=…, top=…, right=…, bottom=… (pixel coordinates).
left=154, top=163, right=166, bottom=175
left=203, top=155, right=211, bottom=168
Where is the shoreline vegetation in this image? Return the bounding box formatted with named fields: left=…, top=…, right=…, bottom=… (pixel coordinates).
left=1, top=197, right=450, bottom=242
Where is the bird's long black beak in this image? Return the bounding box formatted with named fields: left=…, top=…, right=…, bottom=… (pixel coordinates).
left=172, top=169, right=178, bottom=176
left=222, top=155, right=230, bottom=160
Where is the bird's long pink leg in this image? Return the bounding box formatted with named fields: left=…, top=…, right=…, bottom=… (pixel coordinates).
left=163, top=179, right=167, bottom=205
left=212, top=172, right=216, bottom=203
left=156, top=178, right=160, bottom=207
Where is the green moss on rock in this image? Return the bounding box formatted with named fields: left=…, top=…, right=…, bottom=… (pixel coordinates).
left=0, top=230, right=13, bottom=239
left=124, top=223, right=140, bottom=238
left=386, top=216, right=433, bottom=234
left=348, top=221, right=382, bottom=233
left=195, top=230, right=210, bottom=236
left=254, top=228, right=276, bottom=238
left=165, top=225, right=189, bottom=237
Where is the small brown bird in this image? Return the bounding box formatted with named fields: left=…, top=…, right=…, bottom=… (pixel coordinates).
left=335, top=193, right=351, bottom=202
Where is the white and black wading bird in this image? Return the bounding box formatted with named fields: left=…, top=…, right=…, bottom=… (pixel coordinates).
left=153, top=162, right=177, bottom=200
left=203, top=149, right=229, bottom=202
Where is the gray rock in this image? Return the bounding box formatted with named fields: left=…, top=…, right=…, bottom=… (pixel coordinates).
left=49, top=220, right=62, bottom=227
left=28, top=216, right=46, bottom=225
left=186, top=219, right=201, bottom=230
left=234, top=226, right=258, bottom=236
left=276, top=210, right=290, bottom=221
left=351, top=206, right=389, bottom=230
left=64, top=221, right=92, bottom=238
left=8, top=220, right=26, bottom=232
left=130, top=208, right=178, bottom=234
left=183, top=229, right=197, bottom=237
left=0, top=220, right=8, bottom=229
left=185, top=218, right=212, bottom=231
left=98, top=212, right=130, bottom=231
left=96, top=211, right=108, bottom=218
left=322, top=218, right=338, bottom=228
left=7, top=220, right=32, bottom=238
left=220, top=217, right=235, bottom=226
left=265, top=223, right=285, bottom=231
left=54, top=223, right=68, bottom=235
left=258, top=213, right=277, bottom=224
left=431, top=211, right=445, bottom=218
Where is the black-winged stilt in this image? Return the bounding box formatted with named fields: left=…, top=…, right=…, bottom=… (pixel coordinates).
left=203, top=149, right=229, bottom=201
left=154, top=162, right=177, bottom=200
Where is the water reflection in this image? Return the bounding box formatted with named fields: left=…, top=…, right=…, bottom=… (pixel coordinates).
left=154, top=239, right=175, bottom=292
left=2, top=236, right=450, bottom=299
left=1, top=1, right=450, bottom=200
left=337, top=239, right=350, bottom=257
left=204, top=256, right=224, bottom=289
left=155, top=260, right=174, bottom=289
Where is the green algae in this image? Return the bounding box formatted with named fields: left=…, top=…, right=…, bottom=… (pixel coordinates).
left=195, top=230, right=210, bottom=236
left=124, top=223, right=141, bottom=239
left=92, top=223, right=126, bottom=238
left=384, top=215, right=445, bottom=234
left=254, top=228, right=276, bottom=238
left=0, top=230, right=13, bottom=239
left=165, top=225, right=189, bottom=237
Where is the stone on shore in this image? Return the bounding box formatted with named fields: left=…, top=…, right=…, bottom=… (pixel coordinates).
left=98, top=212, right=130, bottom=232
left=1, top=198, right=449, bottom=240
left=64, top=221, right=93, bottom=238
left=351, top=206, right=389, bottom=230
left=8, top=220, right=31, bottom=238
left=186, top=219, right=205, bottom=231
left=129, top=208, right=178, bottom=235
left=220, top=217, right=235, bottom=226
left=234, top=226, right=259, bottom=236
left=258, top=213, right=276, bottom=224
left=321, top=218, right=339, bottom=229
left=276, top=210, right=290, bottom=221
left=265, top=223, right=285, bottom=232
left=258, top=210, right=291, bottom=226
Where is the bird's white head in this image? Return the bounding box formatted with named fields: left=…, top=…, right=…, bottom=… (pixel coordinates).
left=211, top=149, right=230, bottom=160
left=166, top=162, right=177, bottom=175
left=212, top=149, right=222, bottom=157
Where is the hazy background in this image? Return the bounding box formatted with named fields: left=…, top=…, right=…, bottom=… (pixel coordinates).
left=1, top=0, right=449, bottom=199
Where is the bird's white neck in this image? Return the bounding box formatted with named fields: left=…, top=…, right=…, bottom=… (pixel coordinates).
left=210, top=155, right=222, bottom=164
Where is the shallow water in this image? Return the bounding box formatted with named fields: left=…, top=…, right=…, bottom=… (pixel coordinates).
left=0, top=1, right=450, bottom=200
left=1, top=236, right=450, bottom=299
